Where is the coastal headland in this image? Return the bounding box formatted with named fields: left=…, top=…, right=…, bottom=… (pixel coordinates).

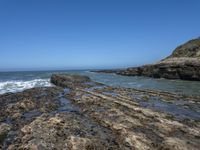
left=95, top=37, right=200, bottom=81
left=0, top=74, right=200, bottom=149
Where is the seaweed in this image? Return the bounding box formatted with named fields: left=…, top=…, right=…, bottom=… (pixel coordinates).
left=0, top=132, right=7, bottom=144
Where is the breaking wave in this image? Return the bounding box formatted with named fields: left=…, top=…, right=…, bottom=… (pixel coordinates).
left=0, top=78, right=52, bottom=94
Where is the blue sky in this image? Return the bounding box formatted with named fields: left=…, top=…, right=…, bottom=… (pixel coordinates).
left=0, top=0, right=200, bottom=71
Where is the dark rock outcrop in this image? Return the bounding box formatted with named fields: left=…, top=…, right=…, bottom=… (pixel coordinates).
left=96, top=37, right=200, bottom=81
left=51, top=74, right=91, bottom=89
left=118, top=60, right=200, bottom=80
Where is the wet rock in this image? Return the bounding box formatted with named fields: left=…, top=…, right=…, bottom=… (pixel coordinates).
left=51, top=74, right=91, bottom=89
left=117, top=59, right=200, bottom=81
left=0, top=123, right=11, bottom=147
left=12, top=113, right=121, bottom=150
left=0, top=74, right=200, bottom=149
left=70, top=88, right=200, bottom=150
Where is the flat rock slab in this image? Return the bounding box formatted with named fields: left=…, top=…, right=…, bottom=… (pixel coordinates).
left=0, top=74, right=200, bottom=150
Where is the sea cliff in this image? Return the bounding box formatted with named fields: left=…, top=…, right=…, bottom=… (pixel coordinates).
left=96, top=37, right=200, bottom=81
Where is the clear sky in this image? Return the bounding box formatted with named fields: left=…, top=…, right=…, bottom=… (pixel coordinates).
left=0, top=0, right=200, bottom=71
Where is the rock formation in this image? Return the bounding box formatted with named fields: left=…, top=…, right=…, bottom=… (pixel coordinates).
left=96, top=37, right=200, bottom=81
left=1, top=74, right=199, bottom=149
left=51, top=74, right=91, bottom=89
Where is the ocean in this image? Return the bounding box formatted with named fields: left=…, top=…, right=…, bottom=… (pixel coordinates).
left=0, top=70, right=200, bottom=95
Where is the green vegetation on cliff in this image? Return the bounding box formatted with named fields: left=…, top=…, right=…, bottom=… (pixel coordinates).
left=168, top=37, right=200, bottom=58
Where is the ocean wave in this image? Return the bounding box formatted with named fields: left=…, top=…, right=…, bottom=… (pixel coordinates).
left=0, top=78, right=52, bottom=94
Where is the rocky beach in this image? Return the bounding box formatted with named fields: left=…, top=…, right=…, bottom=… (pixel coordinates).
left=0, top=74, right=200, bottom=150
left=1, top=0, right=200, bottom=149
left=95, top=37, right=200, bottom=81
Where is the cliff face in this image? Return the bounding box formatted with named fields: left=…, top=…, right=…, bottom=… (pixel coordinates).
left=116, top=37, right=200, bottom=81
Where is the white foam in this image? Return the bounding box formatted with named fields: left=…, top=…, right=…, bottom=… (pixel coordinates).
left=0, top=79, right=52, bottom=94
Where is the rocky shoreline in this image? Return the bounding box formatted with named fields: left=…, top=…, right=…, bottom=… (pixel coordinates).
left=0, top=74, right=200, bottom=150
left=94, top=38, right=200, bottom=81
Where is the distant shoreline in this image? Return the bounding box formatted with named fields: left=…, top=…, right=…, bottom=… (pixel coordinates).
left=94, top=37, right=200, bottom=81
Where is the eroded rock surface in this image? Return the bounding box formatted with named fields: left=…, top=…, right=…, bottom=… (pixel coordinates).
left=51, top=74, right=91, bottom=89
left=0, top=74, right=200, bottom=150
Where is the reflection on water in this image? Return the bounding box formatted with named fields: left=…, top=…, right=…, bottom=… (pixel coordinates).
left=136, top=97, right=200, bottom=120
left=81, top=72, right=200, bottom=96
left=102, top=91, right=118, bottom=97
left=22, top=110, right=41, bottom=121
left=58, top=88, right=80, bottom=113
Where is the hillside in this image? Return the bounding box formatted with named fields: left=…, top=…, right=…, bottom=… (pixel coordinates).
left=98, top=37, right=200, bottom=81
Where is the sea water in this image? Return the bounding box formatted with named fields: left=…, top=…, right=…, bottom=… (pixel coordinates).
left=0, top=70, right=200, bottom=95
